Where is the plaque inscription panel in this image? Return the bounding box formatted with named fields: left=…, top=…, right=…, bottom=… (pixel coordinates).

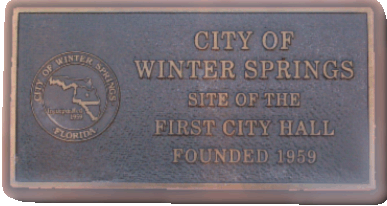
left=10, top=8, right=375, bottom=190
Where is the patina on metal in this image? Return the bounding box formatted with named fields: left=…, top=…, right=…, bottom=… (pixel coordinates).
left=10, top=7, right=375, bottom=191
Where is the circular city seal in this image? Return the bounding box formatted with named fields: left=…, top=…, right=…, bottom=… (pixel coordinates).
left=31, top=51, right=120, bottom=142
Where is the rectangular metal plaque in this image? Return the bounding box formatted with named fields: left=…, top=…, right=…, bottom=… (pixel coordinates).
left=10, top=7, right=375, bottom=191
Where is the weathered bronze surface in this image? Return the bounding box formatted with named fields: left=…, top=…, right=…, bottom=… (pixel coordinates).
left=10, top=7, right=376, bottom=191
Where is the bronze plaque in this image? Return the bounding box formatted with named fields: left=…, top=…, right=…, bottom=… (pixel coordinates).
left=7, top=6, right=380, bottom=195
